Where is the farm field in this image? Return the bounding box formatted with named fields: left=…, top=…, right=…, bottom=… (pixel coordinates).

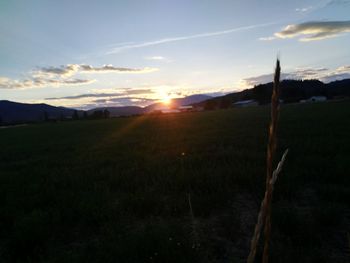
left=0, top=100, right=349, bottom=263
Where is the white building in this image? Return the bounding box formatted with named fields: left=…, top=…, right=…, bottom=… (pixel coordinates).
left=178, top=105, right=193, bottom=112
left=233, top=100, right=258, bottom=107
left=308, top=96, right=327, bottom=102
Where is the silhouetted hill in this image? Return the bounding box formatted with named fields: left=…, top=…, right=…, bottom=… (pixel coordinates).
left=326, top=79, right=350, bottom=97
left=0, top=100, right=80, bottom=124
left=195, top=79, right=350, bottom=109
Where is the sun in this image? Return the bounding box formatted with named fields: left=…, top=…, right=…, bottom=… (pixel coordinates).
left=158, top=90, right=172, bottom=105
left=161, top=96, right=171, bottom=105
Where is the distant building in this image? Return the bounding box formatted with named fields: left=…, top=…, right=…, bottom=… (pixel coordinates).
left=161, top=109, right=180, bottom=114
left=178, top=105, right=193, bottom=112
left=194, top=106, right=204, bottom=111
left=308, top=96, right=327, bottom=102
left=300, top=96, right=327, bottom=103
left=233, top=100, right=258, bottom=107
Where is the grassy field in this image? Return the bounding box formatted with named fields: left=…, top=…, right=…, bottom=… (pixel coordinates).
left=0, top=100, right=349, bottom=262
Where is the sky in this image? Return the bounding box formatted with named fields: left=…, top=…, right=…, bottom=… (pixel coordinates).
left=1, top=0, right=350, bottom=109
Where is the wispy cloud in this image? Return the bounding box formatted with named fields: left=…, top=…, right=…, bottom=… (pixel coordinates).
left=46, top=88, right=154, bottom=100
left=295, top=6, right=313, bottom=13
left=79, top=64, right=158, bottom=73
left=327, top=0, right=350, bottom=6
left=0, top=76, right=95, bottom=89
left=259, top=36, right=276, bottom=41
left=107, top=22, right=276, bottom=54
left=274, top=20, right=350, bottom=41
left=37, top=64, right=158, bottom=77
left=144, top=56, right=166, bottom=61
left=0, top=64, right=158, bottom=89
left=240, top=65, right=350, bottom=88
left=37, top=64, right=80, bottom=78
left=42, top=87, right=159, bottom=108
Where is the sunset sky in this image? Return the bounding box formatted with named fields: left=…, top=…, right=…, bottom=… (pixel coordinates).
left=1, top=0, right=350, bottom=109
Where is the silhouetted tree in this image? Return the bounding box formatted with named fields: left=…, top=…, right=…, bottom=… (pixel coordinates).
left=103, top=109, right=110, bottom=118
left=83, top=111, right=88, bottom=119
left=91, top=110, right=104, bottom=119
left=44, top=111, right=49, bottom=122
left=72, top=110, right=79, bottom=120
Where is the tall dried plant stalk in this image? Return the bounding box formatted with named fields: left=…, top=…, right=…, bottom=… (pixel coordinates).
left=246, top=149, right=288, bottom=263
left=262, top=58, right=281, bottom=263
left=247, top=59, right=285, bottom=263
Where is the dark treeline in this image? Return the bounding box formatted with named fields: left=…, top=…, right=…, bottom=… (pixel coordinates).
left=0, top=101, right=111, bottom=125
left=89, top=109, right=110, bottom=119
left=198, top=79, right=350, bottom=109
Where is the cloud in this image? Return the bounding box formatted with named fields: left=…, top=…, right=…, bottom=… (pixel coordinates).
left=79, top=64, right=158, bottom=73
left=295, top=6, right=313, bottom=12
left=46, top=92, right=122, bottom=100
left=240, top=65, right=350, bottom=87
left=274, top=20, right=350, bottom=41
left=259, top=36, right=276, bottom=41
left=42, top=89, right=158, bottom=109
left=319, top=65, right=350, bottom=82
left=107, top=22, right=276, bottom=54
left=36, top=64, right=80, bottom=78
left=37, top=64, right=158, bottom=76
left=92, top=97, right=156, bottom=105
left=144, top=56, right=166, bottom=60
left=327, top=0, right=350, bottom=6
left=45, top=88, right=154, bottom=100
left=0, top=64, right=158, bottom=89
left=0, top=76, right=95, bottom=89
left=126, top=88, right=154, bottom=95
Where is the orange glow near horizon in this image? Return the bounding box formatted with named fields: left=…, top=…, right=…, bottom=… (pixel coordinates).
left=158, top=89, right=172, bottom=105
left=161, top=96, right=171, bottom=105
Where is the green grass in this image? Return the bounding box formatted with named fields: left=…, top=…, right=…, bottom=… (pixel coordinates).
left=1, top=100, right=350, bottom=262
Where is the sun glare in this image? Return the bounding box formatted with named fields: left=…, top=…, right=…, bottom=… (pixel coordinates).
left=161, top=96, right=171, bottom=105
left=158, top=89, right=172, bottom=105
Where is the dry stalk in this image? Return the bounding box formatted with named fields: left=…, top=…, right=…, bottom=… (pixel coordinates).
left=246, top=149, right=288, bottom=263
left=261, top=58, right=281, bottom=263
left=247, top=59, right=285, bottom=263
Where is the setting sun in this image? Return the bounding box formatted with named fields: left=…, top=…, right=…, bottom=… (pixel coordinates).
left=158, top=88, right=172, bottom=105
left=161, top=96, right=171, bottom=105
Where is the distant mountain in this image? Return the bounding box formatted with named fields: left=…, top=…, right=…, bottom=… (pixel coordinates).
left=0, top=100, right=80, bottom=124
left=3, top=79, right=348, bottom=124
left=195, top=79, right=350, bottom=109
left=88, top=106, right=144, bottom=117
left=144, top=94, right=212, bottom=112
left=88, top=94, right=213, bottom=116
left=0, top=95, right=212, bottom=124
